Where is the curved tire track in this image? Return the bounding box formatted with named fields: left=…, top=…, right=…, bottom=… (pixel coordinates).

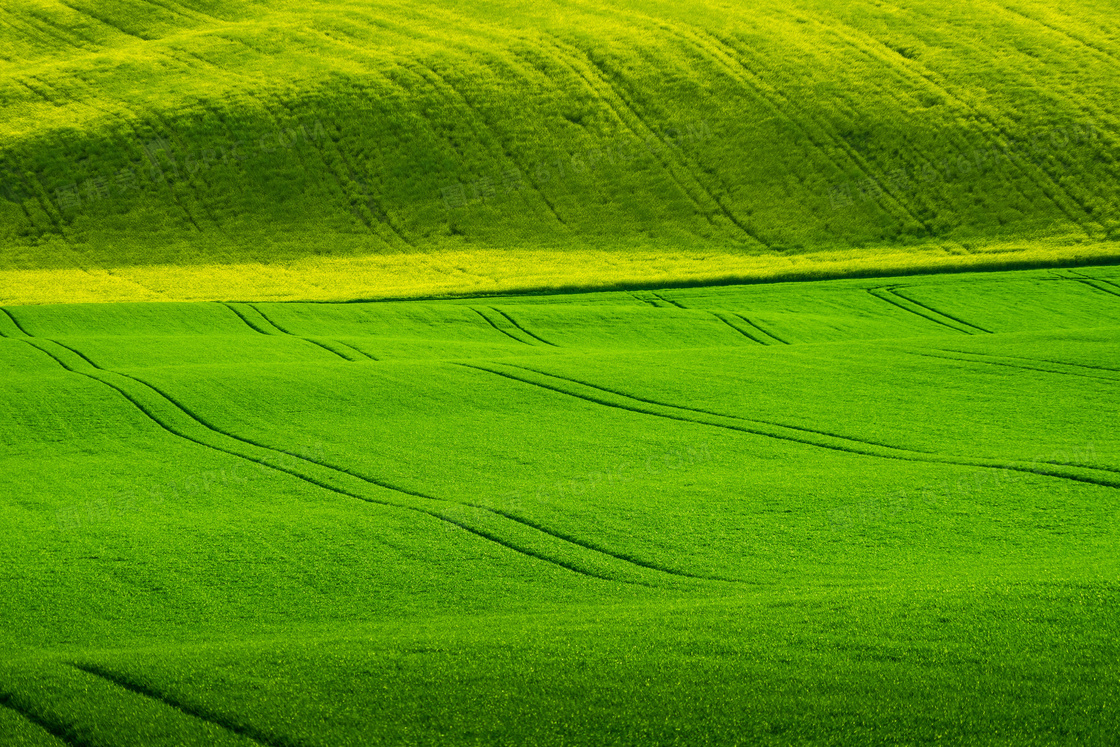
left=226, top=303, right=357, bottom=362
left=501, top=362, right=935, bottom=453
left=907, top=348, right=1120, bottom=383
left=70, top=664, right=291, bottom=747
left=710, top=312, right=766, bottom=344
left=734, top=314, right=789, bottom=345
left=18, top=338, right=716, bottom=587
left=470, top=307, right=535, bottom=346
left=535, top=32, right=767, bottom=247
left=489, top=307, right=558, bottom=347
left=0, top=692, right=85, bottom=746
left=461, top=361, right=1120, bottom=491
left=890, top=287, right=992, bottom=333
left=867, top=287, right=973, bottom=334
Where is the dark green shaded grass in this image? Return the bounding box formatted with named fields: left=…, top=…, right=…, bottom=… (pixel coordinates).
left=5, top=588, right=1119, bottom=746
left=0, top=703, right=65, bottom=747
left=2, top=0, right=1120, bottom=278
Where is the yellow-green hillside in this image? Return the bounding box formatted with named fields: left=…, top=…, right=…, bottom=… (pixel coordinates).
left=1, top=0, right=1118, bottom=302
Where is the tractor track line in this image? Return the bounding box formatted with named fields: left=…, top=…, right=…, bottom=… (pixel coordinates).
left=294, top=12, right=568, bottom=228
left=489, top=307, right=558, bottom=346
left=304, top=338, right=360, bottom=362
left=17, top=342, right=636, bottom=586
left=0, top=307, right=31, bottom=336
left=219, top=302, right=273, bottom=335
left=866, top=288, right=971, bottom=334
left=462, top=361, right=949, bottom=459
left=281, top=100, right=408, bottom=249
left=651, top=293, right=686, bottom=309
left=710, top=312, right=766, bottom=344
left=696, top=26, right=931, bottom=234
left=473, top=503, right=736, bottom=582
left=471, top=307, right=534, bottom=345
left=410, top=59, right=567, bottom=226
left=538, top=32, right=764, bottom=245
left=630, top=293, right=661, bottom=308
left=890, top=288, right=993, bottom=333
left=501, top=362, right=936, bottom=453
left=15, top=7, right=93, bottom=50
left=333, top=339, right=379, bottom=361
left=1076, top=279, right=1120, bottom=300
left=734, top=314, right=789, bottom=344
left=62, top=78, right=214, bottom=235
left=1065, top=270, right=1120, bottom=299
left=243, top=304, right=295, bottom=334
left=0, top=6, right=84, bottom=50
left=933, top=346, right=1120, bottom=375
left=987, top=1, right=1120, bottom=67
left=580, top=0, right=929, bottom=236
left=462, top=362, right=1120, bottom=491
left=71, top=664, right=291, bottom=747
left=0, top=691, right=88, bottom=746
left=814, top=11, right=1099, bottom=238
left=105, top=359, right=710, bottom=581
left=55, top=0, right=148, bottom=40
left=133, top=0, right=208, bottom=24
left=21, top=339, right=697, bottom=586
left=919, top=348, right=1120, bottom=382
left=242, top=304, right=354, bottom=361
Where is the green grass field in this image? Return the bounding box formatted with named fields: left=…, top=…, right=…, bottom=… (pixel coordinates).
left=2, top=264, right=1119, bottom=744
left=1, top=0, right=1119, bottom=302
left=3, top=0, right=1120, bottom=743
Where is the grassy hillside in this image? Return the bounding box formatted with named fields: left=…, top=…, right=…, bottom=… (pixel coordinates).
left=2, top=264, right=1119, bottom=743
left=1, top=0, right=1119, bottom=302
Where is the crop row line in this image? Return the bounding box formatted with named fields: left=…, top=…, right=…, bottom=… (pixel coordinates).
left=913, top=348, right=1120, bottom=385
left=72, top=664, right=289, bottom=747
left=710, top=311, right=766, bottom=345
left=463, top=362, right=1120, bottom=491
left=502, top=363, right=933, bottom=452
left=535, top=32, right=764, bottom=245
left=890, top=288, right=993, bottom=333
left=815, top=9, right=1101, bottom=238
left=0, top=690, right=87, bottom=746
left=221, top=302, right=377, bottom=361
left=19, top=337, right=646, bottom=586
left=936, top=345, right=1120, bottom=376
left=866, top=287, right=975, bottom=334
left=13, top=332, right=717, bottom=586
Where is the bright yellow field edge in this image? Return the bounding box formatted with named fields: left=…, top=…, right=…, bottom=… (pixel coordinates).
left=2, top=240, right=1117, bottom=306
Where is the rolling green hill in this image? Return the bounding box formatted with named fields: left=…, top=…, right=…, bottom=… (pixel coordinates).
left=3, top=3, right=1120, bottom=743
left=2, top=264, right=1119, bottom=743
left=1, top=0, right=1119, bottom=303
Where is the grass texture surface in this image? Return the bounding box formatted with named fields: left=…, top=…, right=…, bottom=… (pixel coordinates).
left=1, top=0, right=1119, bottom=301
left=1, top=264, right=1118, bottom=744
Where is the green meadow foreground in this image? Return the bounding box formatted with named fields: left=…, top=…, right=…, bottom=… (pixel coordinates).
left=2, top=0, right=1120, bottom=743
left=1, top=265, right=1118, bottom=744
